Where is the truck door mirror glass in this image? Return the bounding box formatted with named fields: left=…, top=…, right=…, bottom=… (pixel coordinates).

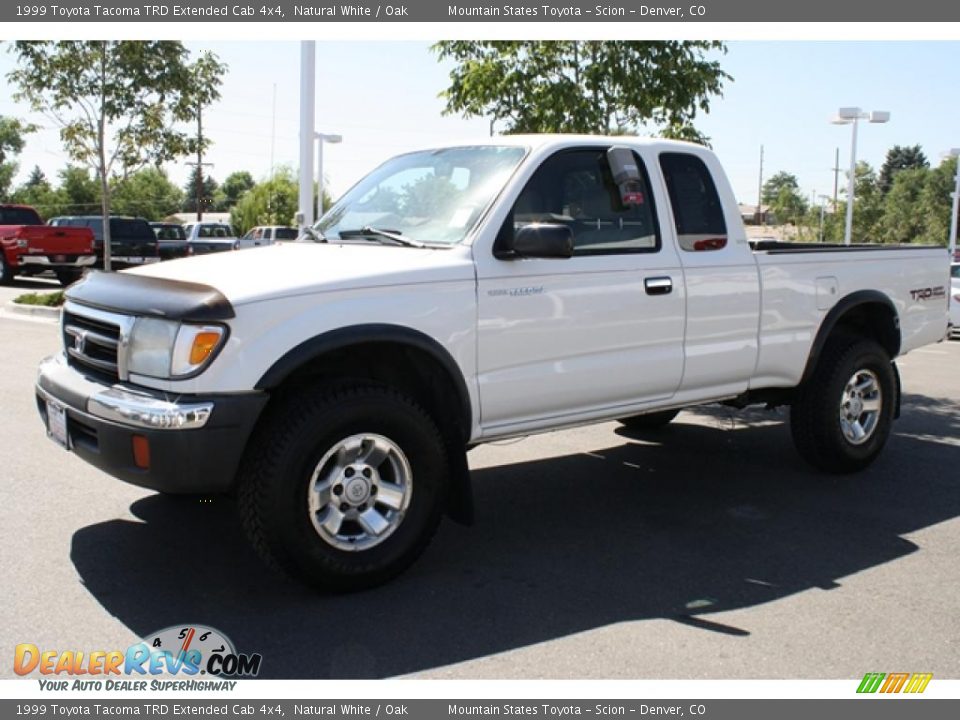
left=607, top=146, right=645, bottom=208
left=510, top=223, right=574, bottom=259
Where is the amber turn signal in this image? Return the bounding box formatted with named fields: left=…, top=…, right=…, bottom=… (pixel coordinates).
left=189, top=332, right=223, bottom=365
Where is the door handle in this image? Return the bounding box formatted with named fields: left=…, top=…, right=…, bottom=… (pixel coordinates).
left=645, top=276, right=673, bottom=296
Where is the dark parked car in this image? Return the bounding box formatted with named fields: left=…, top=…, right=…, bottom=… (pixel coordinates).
left=48, top=216, right=160, bottom=270
left=150, top=222, right=192, bottom=261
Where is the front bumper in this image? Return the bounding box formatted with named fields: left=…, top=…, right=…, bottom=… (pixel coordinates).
left=36, top=354, right=268, bottom=494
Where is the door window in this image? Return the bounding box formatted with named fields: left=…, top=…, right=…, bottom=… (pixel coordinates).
left=505, top=148, right=660, bottom=255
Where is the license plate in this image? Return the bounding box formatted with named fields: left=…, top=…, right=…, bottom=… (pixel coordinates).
left=46, top=399, right=70, bottom=450
left=54, top=254, right=67, bottom=263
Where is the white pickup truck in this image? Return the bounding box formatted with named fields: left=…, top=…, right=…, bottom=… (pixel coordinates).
left=35, top=136, right=950, bottom=591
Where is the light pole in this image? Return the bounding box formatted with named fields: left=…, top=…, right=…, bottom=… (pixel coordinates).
left=945, top=148, right=960, bottom=262
left=315, top=132, right=342, bottom=220
left=830, top=107, right=890, bottom=245
left=298, top=41, right=316, bottom=232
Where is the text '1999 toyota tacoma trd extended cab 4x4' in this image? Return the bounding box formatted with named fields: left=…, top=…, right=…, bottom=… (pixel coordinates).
left=35, top=136, right=950, bottom=590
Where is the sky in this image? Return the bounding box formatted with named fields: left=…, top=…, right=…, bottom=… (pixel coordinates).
left=1, top=40, right=959, bottom=208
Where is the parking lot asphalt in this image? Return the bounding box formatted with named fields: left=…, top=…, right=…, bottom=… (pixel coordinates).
left=1, top=312, right=958, bottom=680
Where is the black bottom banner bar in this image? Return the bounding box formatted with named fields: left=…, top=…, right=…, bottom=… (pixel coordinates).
left=2, top=700, right=957, bottom=720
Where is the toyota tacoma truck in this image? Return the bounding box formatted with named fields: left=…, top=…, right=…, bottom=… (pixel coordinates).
left=0, top=204, right=95, bottom=286
left=35, top=136, right=950, bottom=591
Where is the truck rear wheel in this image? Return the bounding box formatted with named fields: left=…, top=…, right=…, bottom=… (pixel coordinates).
left=55, top=269, right=83, bottom=287
left=238, top=383, right=448, bottom=591
left=617, top=408, right=680, bottom=430
left=790, top=336, right=896, bottom=473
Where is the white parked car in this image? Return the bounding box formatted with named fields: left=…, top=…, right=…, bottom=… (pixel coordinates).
left=241, top=225, right=299, bottom=246
left=182, top=221, right=242, bottom=251
left=950, top=263, right=960, bottom=338
left=36, top=135, right=949, bottom=591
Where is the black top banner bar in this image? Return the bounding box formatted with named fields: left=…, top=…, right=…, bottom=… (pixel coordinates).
left=6, top=0, right=960, bottom=22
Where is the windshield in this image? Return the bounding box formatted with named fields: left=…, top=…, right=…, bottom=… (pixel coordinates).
left=315, top=145, right=527, bottom=246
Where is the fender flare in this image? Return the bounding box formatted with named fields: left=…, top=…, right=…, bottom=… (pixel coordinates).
left=800, top=290, right=900, bottom=385
left=255, top=323, right=473, bottom=430
left=255, top=323, right=475, bottom=525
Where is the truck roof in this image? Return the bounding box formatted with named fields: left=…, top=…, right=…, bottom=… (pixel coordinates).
left=404, top=134, right=706, bottom=154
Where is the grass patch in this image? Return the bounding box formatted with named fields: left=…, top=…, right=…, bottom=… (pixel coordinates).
left=13, top=290, right=66, bottom=307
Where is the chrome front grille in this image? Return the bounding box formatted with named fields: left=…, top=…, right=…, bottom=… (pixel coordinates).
left=62, top=302, right=133, bottom=383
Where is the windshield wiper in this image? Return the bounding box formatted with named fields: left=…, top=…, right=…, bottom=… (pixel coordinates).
left=339, top=226, right=427, bottom=248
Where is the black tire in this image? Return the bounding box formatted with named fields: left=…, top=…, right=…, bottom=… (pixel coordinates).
left=617, top=408, right=681, bottom=430
left=238, top=383, right=448, bottom=592
left=790, top=336, right=896, bottom=473
left=55, top=269, right=82, bottom=287
left=0, top=254, right=13, bottom=285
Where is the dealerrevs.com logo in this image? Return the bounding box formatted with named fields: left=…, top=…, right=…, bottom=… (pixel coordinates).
left=14, top=625, right=262, bottom=691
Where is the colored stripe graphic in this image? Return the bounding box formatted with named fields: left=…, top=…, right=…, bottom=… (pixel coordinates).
left=880, top=672, right=910, bottom=693
left=857, top=672, right=932, bottom=694
left=903, top=673, right=933, bottom=694
left=857, top=673, right=885, bottom=693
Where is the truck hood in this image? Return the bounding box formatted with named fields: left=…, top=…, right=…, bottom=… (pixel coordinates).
left=124, top=242, right=475, bottom=305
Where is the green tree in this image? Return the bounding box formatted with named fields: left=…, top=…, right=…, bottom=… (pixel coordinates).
left=916, top=156, right=958, bottom=246
left=111, top=167, right=184, bottom=220
left=762, top=171, right=808, bottom=225
left=835, top=162, right=884, bottom=243
left=879, top=167, right=927, bottom=243
left=10, top=165, right=66, bottom=219
left=218, top=170, right=255, bottom=210
left=432, top=41, right=730, bottom=142
left=58, top=165, right=101, bottom=216
left=0, top=116, right=35, bottom=200
left=182, top=166, right=220, bottom=214
left=8, top=41, right=226, bottom=269
left=878, top=144, right=928, bottom=195
left=230, top=168, right=299, bottom=235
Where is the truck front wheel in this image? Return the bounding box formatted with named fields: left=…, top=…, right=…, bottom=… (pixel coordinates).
left=790, top=337, right=896, bottom=473
left=238, top=383, right=448, bottom=591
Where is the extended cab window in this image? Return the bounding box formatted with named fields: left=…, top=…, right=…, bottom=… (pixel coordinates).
left=659, top=153, right=728, bottom=252
left=509, top=148, right=659, bottom=255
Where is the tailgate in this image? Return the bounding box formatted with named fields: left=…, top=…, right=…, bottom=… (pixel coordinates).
left=16, top=226, right=94, bottom=254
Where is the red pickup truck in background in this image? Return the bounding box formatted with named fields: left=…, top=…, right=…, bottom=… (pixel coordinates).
left=0, top=205, right=96, bottom=287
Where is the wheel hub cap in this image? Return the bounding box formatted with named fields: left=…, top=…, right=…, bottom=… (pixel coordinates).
left=344, top=475, right=371, bottom=505
left=307, top=433, right=413, bottom=552
left=839, top=368, right=882, bottom=446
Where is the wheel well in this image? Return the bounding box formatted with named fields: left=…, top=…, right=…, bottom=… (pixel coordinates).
left=265, top=340, right=471, bottom=443
left=802, top=295, right=901, bottom=384
left=830, top=302, right=900, bottom=358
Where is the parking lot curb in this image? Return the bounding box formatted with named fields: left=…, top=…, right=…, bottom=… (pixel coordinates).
left=4, top=301, right=61, bottom=321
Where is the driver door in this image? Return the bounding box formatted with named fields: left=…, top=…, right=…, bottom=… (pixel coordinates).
left=474, top=146, right=686, bottom=434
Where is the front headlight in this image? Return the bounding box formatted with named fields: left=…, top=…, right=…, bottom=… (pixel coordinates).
left=127, top=318, right=226, bottom=379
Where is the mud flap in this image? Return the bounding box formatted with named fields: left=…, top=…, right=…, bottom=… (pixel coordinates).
left=892, top=361, right=902, bottom=419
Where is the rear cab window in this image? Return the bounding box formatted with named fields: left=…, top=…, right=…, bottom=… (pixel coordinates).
left=0, top=207, right=43, bottom=225
left=658, top=152, right=728, bottom=252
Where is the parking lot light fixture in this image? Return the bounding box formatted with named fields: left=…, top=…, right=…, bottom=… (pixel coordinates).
left=316, top=133, right=343, bottom=220
left=830, top=107, right=890, bottom=246
left=945, top=148, right=960, bottom=262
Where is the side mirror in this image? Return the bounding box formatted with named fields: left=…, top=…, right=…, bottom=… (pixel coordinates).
left=509, top=223, right=574, bottom=259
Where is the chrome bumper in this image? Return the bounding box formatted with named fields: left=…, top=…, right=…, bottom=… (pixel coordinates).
left=36, top=354, right=213, bottom=431
left=20, top=255, right=96, bottom=267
